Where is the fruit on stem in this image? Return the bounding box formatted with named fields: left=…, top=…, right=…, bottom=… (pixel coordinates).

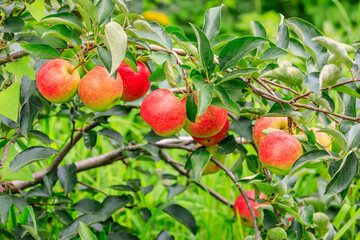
left=192, top=118, right=229, bottom=146
left=140, top=89, right=186, bottom=136
left=298, top=127, right=332, bottom=151
left=259, top=131, right=303, bottom=175
left=78, top=66, right=123, bottom=112
left=36, top=58, right=81, bottom=103
left=182, top=95, right=228, bottom=138
left=233, top=190, right=267, bottom=228
left=118, top=62, right=151, bottom=102
left=253, top=117, right=288, bottom=148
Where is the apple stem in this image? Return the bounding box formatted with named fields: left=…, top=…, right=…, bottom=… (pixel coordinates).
left=70, top=62, right=82, bottom=74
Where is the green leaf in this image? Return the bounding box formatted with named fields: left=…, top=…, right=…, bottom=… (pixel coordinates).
left=97, top=46, right=112, bottom=73
left=98, top=128, right=123, bottom=146
left=266, top=102, right=302, bottom=116
left=313, top=36, right=354, bottom=69
left=218, top=37, right=268, bottom=71
left=214, top=85, right=240, bottom=114
left=230, top=117, right=253, bottom=141
left=162, top=204, right=197, bottom=235
left=0, top=81, right=20, bottom=122
left=186, top=93, right=197, bottom=123
left=325, top=152, right=358, bottom=195
left=104, top=21, right=127, bottom=77
left=59, top=213, right=106, bottom=240
left=40, top=12, right=83, bottom=31
left=202, top=5, right=223, bottom=42
left=303, top=72, right=320, bottom=94
left=0, top=195, right=12, bottom=224
left=21, top=43, right=60, bottom=59
left=263, top=209, right=277, bottom=230
left=163, top=60, right=177, bottom=87
left=22, top=225, right=39, bottom=240
left=288, top=38, right=309, bottom=58
left=4, top=55, right=35, bottom=80
left=286, top=17, right=325, bottom=67
left=133, top=20, right=172, bottom=50
left=217, top=68, right=258, bottom=84
left=20, top=95, right=43, bottom=137
left=261, top=65, right=303, bottom=85
left=98, top=195, right=133, bottom=218
left=74, top=0, right=98, bottom=26
left=79, top=222, right=97, bottom=240
left=320, top=64, right=342, bottom=87
left=168, top=183, right=186, bottom=200
left=111, top=0, right=128, bottom=14
left=260, top=47, right=288, bottom=60
left=251, top=21, right=266, bottom=38
left=277, top=14, right=289, bottom=49
left=76, top=4, right=91, bottom=32
left=346, top=124, right=360, bottom=151
left=268, top=227, right=287, bottom=240
left=73, top=199, right=100, bottom=213
left=25, top=0, right=45, bottom=21
left=96, top=0, right=115, bottom=25
left=211, top=34, right=237, bottom=50
left=198, top=83, right=214, bottom=117
left=57, top=163, right=77, bottom=194
left=157, top=230, right=174, bottom=240
left=2, top=17, right=24, bottom=32
left=289, top=150, right=333, bottom=177
left=189, top=147, right=211, bottom=180
left=9, top=146, right=58, bottom=173
left=83, top=130, right=97, bottom=150
left=217, top=135, right=236, bottom=154
left=148, top=66, right=165, bottom=82
left=318, top=128, right=347, bottom=150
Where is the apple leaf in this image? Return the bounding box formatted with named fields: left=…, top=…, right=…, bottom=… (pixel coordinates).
left=104, top=21, right=127, bottom=77
left=0, top=81, right=20, bottom=122
left=213, top=85, right=240, bottom=114
left=261, top=65, right=304, bottom=85
left=317, top=128, right=347, bottom=150
left=276, top=14, right=289, bottom=49
left=9, top=146, right=58, bottom=173
left=96, top=0, right=114, bottom=25
left=163, top=60, right=177, bottom=87
left=4, top=55, right=35, bottom=80
left=260, top=47, right=288, bottom=60
left=186, top=94, right=197, bottom=123
left=78, top=222, right=97, bottom=240
left=303, top=72, right=320, bottom=94
left=0, top=195, right=12, bottom=224
left=216, top=68, right=258, bottom=84
left=21, top=43, right=60, bottom=59
left=188, top=146, right=211, bottom=180
left=202, top=5, right=223, bottom=42
left=133, top=20, right=172, bottom=50
left=162, top=204, right=197, bottom=235
left=24, top=0, right=45, bottom=21
left=40, top=12, right=82, bottom=31
left=73, top=0, right=98, bottom=26
left=197, top=82, right=214, bottom=117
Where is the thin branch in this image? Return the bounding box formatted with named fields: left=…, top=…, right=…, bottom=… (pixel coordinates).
left=321, top=78, right=360, bottom=90
left=77, top=180, right=108, bottom=196
left=171, top=50, right=192, bottom=93
left=210, top=157, right=261, bottom=240
left=261, top=78, right=299, bottom=94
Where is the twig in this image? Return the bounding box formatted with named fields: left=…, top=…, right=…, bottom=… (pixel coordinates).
left=171, top=50, right=192, bottom=94
left=261, top=78, right=299, bottom=94
left=210, top=157, right=261, bottom=240
left=321, top=78, right=360, bottom=90
left=77, top=180, right=108, bottom=196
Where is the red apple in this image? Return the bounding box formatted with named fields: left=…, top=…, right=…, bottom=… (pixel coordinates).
left=233, top=190, right=267, bottom=227
left=192, top=118, right=229, bottom=146
left=140, top=89, right=186, bottom=136
left=181, top=96, right=228, bottom=138
left=117, top=62, right=151, bottom=102
left=36, top=58, right=80, bottom=103
left=78, top=66, right=123, bottom=112
left=253, top=117, right=288, bottom=148
left=259, top=131, right=303, bottom=175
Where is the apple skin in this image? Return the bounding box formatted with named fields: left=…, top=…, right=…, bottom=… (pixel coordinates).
left=298, top=127, right=332, bottom=151
left=36, top=58, right=80, bottom=103
left=78, top=66, right=123, bottom=112
left=253, top=117, right=288, bottom=148
left=140, top=89, right=186, bottom=136
left=192, top=118, right=229, bottom=146
left=259, top=131, right=303, bottom=175
left=233, top=190, right=266, bottom=228
left=181, top=96, right=228, bottom=138
left=203, top=145, right=226, bottom=175
left=117, top=62, right=151, bottom=102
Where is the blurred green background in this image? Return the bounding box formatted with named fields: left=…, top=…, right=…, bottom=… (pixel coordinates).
left=129, top=0, right=360, bottom=43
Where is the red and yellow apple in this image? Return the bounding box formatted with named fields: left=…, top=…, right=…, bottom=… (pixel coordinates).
left=253, top=117, right=288, bottom=148
left=192, top=118, right=229, bottom=146
left=259, top=131, right=303, bottom=175
left=117, top=62, right=151, bottom=102
left=78, top=66, right=123, bottom=112
left=181, top=96, right=228, bottom=138
left=36, top=58, right=80, bottom=103
left=140, top=89, right=186, bottom=136
left=233, top=190, right=267, bottom=227
left=298, top=127, right=332, bottom=151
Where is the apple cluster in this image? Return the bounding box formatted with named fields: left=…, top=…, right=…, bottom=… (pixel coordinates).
left=36, top=59, right=151, bottom=111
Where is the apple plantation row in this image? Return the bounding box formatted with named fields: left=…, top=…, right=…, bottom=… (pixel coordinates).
left=0, top=0, right=360, bottom=240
